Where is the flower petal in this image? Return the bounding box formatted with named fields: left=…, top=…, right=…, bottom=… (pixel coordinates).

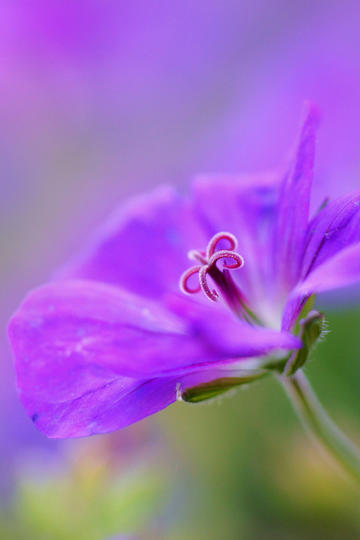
left=17, top=367, right=243, bottom=438
left=58, top=185, right=208, bottom=300
left=167, top=294, right=302, bottom=357
left=8, top=280, right=221, bottom=396
left=282, top=242, right=360, bottom=330
left=273, top=103, right=320, bottom=290
left=9, top=279, right=300, bottom=401
left=10, top=277, right=299, bottom=438
left=301, top=190, right=360, bottom=278
left=295, top=242, right=360, bottom=296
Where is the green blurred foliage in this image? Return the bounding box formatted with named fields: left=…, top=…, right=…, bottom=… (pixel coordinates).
left=0, top=437, right=169, bottom=540
left=160, top=306, right=360, bottom=540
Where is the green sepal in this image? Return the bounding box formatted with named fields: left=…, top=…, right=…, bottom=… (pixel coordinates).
left=181, top=373, right=267, bottom=403
left=292, top=294, right=315, bottom=336
left=262, top=355, right=290, bottom=373
left=284, top=310, right=325, bottom=376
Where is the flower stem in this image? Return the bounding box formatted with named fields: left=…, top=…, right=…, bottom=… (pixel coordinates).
left=280, top=370, right=360, bottom=483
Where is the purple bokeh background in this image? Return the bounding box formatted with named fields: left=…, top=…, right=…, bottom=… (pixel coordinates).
left=2, top=0, right=360, bottom=498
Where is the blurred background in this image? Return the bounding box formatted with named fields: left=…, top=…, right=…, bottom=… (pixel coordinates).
left=1, top=1, right=360, bottom=538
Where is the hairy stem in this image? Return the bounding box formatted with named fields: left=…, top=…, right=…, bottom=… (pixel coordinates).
left=280, top=370, right=360, bottom=483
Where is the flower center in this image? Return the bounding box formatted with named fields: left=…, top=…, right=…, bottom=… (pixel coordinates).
left=179, top=232, right=257, bottom=320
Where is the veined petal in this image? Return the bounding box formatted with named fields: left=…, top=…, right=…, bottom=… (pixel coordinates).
left=58, top=186, right=208, bottom=300
left=8, top=280, right=218, bottom=395
left=9, top=280, right=300, bottom=401
left=168, top=294, right=301, bottom=357
left=282, top=242, right=360, bottom=330
left=274, top=103, right=320, bottom=290
left=301, top=190, right=360, bottom=278
left=294, top=242, right=360, bottom=296
left=19, top=369, right=230, bottom=439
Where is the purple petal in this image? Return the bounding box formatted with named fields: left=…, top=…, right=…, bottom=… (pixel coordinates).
left=294, top=242, right=360, bottom=296
left=9, top=280, right=223, bottom=393
left=19, top=369, right=229, bottom=438
left=58, top=185, right=208, bottom=300
left=273, top=103, right=320, bottom=290
left=282, top=242, right=360, bottom=330
left=168, top=294, right=301, bottom=357
left=9, top=280, right=300, bottom=397
left=301, top=190, right=360, bottom=278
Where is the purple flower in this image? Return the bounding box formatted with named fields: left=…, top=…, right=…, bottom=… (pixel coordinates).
left=8, top=105, right=360, bottom=438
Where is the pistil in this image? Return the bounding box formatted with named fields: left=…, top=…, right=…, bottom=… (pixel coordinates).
left=180, top=231, right=258, bottom=322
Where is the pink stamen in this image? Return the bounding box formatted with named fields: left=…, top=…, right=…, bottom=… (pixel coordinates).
left=199, top=266, right=218, bottom=301
left=209, top=250, right=244, bottom=270
left=179, top=265, right=202, bottom=294
left=206, top=231, right=238, bottom=259
left=179, top=231, right=244, bottom=303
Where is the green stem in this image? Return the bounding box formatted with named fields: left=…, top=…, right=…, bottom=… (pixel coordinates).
left=280, top=370, right=360, bottom=483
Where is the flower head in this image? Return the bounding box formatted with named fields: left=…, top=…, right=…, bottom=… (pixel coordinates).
left=9, top=104, right=360, bottom=438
